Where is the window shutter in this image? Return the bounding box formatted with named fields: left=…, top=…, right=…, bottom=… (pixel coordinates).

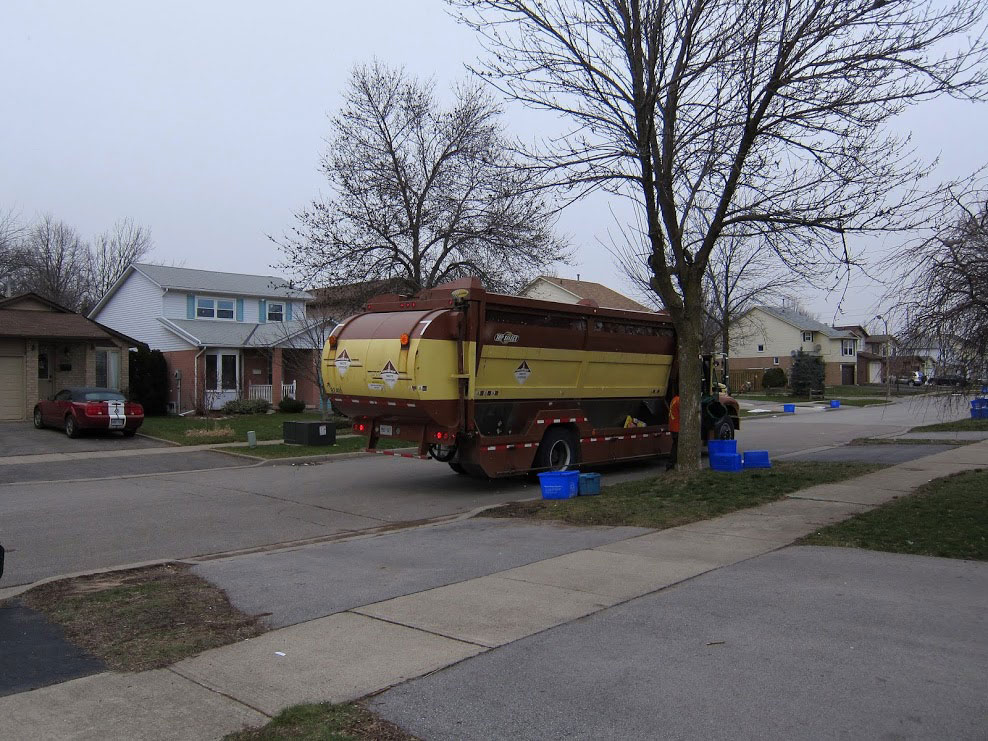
left=286, top=302, right=293, bottom=321
left=259, top=299, right=266, bottom=323
left=187, top=294, right=195, bottom=319
left=236, top=298, right=244, bottom=322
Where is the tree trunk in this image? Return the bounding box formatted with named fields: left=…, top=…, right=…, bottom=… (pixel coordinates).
left=672, top=284, right=706, bottom=472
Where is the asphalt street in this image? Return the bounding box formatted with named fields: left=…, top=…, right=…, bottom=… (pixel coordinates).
left=370, top=546, right=988, bottom=740
left=0, top=396, right=971, bottom=588
left=0, top=451, right=246, bottom=484
left=194, top=519, right=651, bottom=628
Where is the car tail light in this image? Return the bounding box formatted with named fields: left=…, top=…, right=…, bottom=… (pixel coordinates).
left=84, top=402, right=104, bottom=417
left=125, top=403, right=143, bottom=415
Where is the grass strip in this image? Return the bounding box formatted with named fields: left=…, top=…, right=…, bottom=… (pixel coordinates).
left=225, top=702, right=416, bottom=741
left=848, top=437, right=974, bottom=446
left=17, top=563, right=264, bottom=672
left=803, top=469, right=988, bottom=560
left=221, top=437, right=408, bottom=459
left=141, top=413, right=345, bottom=445
left=909, top=417, right=988, bottom=433
left=481, top=461, right=882, bottom=529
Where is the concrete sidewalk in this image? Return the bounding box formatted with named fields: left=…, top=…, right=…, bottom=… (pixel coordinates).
left=1, top=441, right=985, bottom=740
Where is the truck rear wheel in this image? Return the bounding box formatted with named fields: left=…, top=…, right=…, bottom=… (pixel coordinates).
left=534, top=427, right=580, bottom=471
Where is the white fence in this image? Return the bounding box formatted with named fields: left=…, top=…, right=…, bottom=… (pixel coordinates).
left=247, top=381, right=296, bottom=403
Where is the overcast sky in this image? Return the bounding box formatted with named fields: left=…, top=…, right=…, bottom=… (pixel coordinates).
left=3, top=0, right=986, bottom=331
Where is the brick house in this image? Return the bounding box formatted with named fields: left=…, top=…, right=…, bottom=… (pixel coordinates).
left=520, top=276, right=653, bottom=312
left=0, top=293, right=141, bottom=421
left=89, top=264, right=330, bottom=413
left=730, top=306, right=863, bottom=387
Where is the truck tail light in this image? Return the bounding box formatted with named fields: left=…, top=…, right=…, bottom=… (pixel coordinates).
left=353, top=422, right=367, bottom=434
left=400, top=333, right=410, bottom=347
left=328, top=335, right=338, bottom=348
left=433, top=431, right=452, bottom=442
left=84, top=403, right=104, bottom=416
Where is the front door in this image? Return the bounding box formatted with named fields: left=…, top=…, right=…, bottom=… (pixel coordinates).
left=205, top=351, right=240, bottom=410
left=37, top=343, right=54, bottom=402
left=841, top=364, right=855, bottom=385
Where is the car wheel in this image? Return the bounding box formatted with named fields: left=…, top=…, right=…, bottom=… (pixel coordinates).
left=33, top=408, right=44, bottom=429
left=534, top=427, right=580, bottom=471
left=64, top=415, right=80, bottom=438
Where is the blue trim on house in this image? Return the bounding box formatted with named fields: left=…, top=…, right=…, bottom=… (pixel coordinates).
left=286, top=302, right=293, bottom=321
left=236, top=298, right=244, bottom=322
left=259, top=299, right=267, bottom=323
left=186, top=294, right=196, bottom=319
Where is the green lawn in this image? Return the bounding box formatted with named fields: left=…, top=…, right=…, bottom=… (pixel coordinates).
left=909, top=417, right=988, bottom=433
left=221, top=437, right=407, bottom=459
left=803, top=470, right=988, bottom=560
left=225, top=702, right=414, bottom=741
left=481, top=461, right=882, bottom=529
left=141, top=412, right=336, bottom=445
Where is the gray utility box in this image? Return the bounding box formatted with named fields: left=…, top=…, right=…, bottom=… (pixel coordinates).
left=283, top=421, right=336, bottom=446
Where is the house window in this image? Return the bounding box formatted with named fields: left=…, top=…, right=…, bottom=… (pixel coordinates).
left=757, top=344, right=765, bottom=352
left=95, top=348, right=121, bottom=388
left=842, top=339, right=856, bottom=356
left=197, top=297, right=235, bottom=320
left=773, top=356, right=780, bottom=365
left=802, top=332, right=813, bottom=342
left=267, top=302, right=285, bottom=322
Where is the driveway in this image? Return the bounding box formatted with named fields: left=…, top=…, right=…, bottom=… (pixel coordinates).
left=0, top=422, right=168, bottom=456
left=371, top=546, right=988, bottom=740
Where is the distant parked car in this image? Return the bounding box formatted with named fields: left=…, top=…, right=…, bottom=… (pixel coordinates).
left=930, top=374, right=968, bottom=387
left=34, top=388, right=144, bottom=438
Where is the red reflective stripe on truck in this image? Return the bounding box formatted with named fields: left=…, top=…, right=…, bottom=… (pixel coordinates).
left=366, top=449, right=429, bottom=460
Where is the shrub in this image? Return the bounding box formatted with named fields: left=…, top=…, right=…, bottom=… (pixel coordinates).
left=128, top=348, right=169, bottom=415
left=221, top=398, right=271, bottom=415
left=761, top=367, right=787, bottom=389
left=278, top=397, right=306, bottom=413
left=790, top=350, right=825, bottom=396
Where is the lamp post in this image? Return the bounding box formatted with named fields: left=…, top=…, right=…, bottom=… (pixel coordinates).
left=876, top=314, right=890, bottom=403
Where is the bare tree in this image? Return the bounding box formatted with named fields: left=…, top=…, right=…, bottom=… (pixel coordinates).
left=0, top=208, right=26, bottom=296
left=275, top=61, right=569, bottom=294
left=896, top=183, right=988, bottom=381
left=85, top=218, right=154, bottom=310
left=452, top=0, right=988, bottom=470
left=15, top=214, right=89, bottom=308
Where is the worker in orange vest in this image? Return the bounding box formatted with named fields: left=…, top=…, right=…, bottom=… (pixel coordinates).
left=667, top=389, right=680, bottom=471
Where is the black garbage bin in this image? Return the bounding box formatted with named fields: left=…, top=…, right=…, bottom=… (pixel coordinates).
left=283, top=420, right=337, bottom=446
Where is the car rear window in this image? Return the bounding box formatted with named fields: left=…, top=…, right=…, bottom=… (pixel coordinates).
left=79, top=391, right=126, bottom=402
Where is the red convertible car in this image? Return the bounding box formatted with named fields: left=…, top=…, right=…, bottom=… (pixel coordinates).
left=34, top=388, right=144, bottom=438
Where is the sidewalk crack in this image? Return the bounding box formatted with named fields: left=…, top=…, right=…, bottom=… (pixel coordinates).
left=166, top=666, right=272, bottom=719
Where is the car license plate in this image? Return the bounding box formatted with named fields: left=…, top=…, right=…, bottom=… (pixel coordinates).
left=379, top=424, right=393, bottom=436
left=109, top=418, right=125, bottom=428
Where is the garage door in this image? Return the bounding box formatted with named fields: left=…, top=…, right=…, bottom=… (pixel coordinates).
left=0, top=355, right=26, bottom=420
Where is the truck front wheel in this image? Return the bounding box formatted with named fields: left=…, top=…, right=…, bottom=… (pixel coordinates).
left=711, top=418, right=734, bottom=441
left=534, top=427, right=580, bottom=471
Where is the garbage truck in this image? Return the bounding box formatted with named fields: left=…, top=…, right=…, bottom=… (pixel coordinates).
left=323, top=278, right=739, bottom=477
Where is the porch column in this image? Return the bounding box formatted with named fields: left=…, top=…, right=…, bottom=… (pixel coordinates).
left=272, top=347, right=283, bottom=405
